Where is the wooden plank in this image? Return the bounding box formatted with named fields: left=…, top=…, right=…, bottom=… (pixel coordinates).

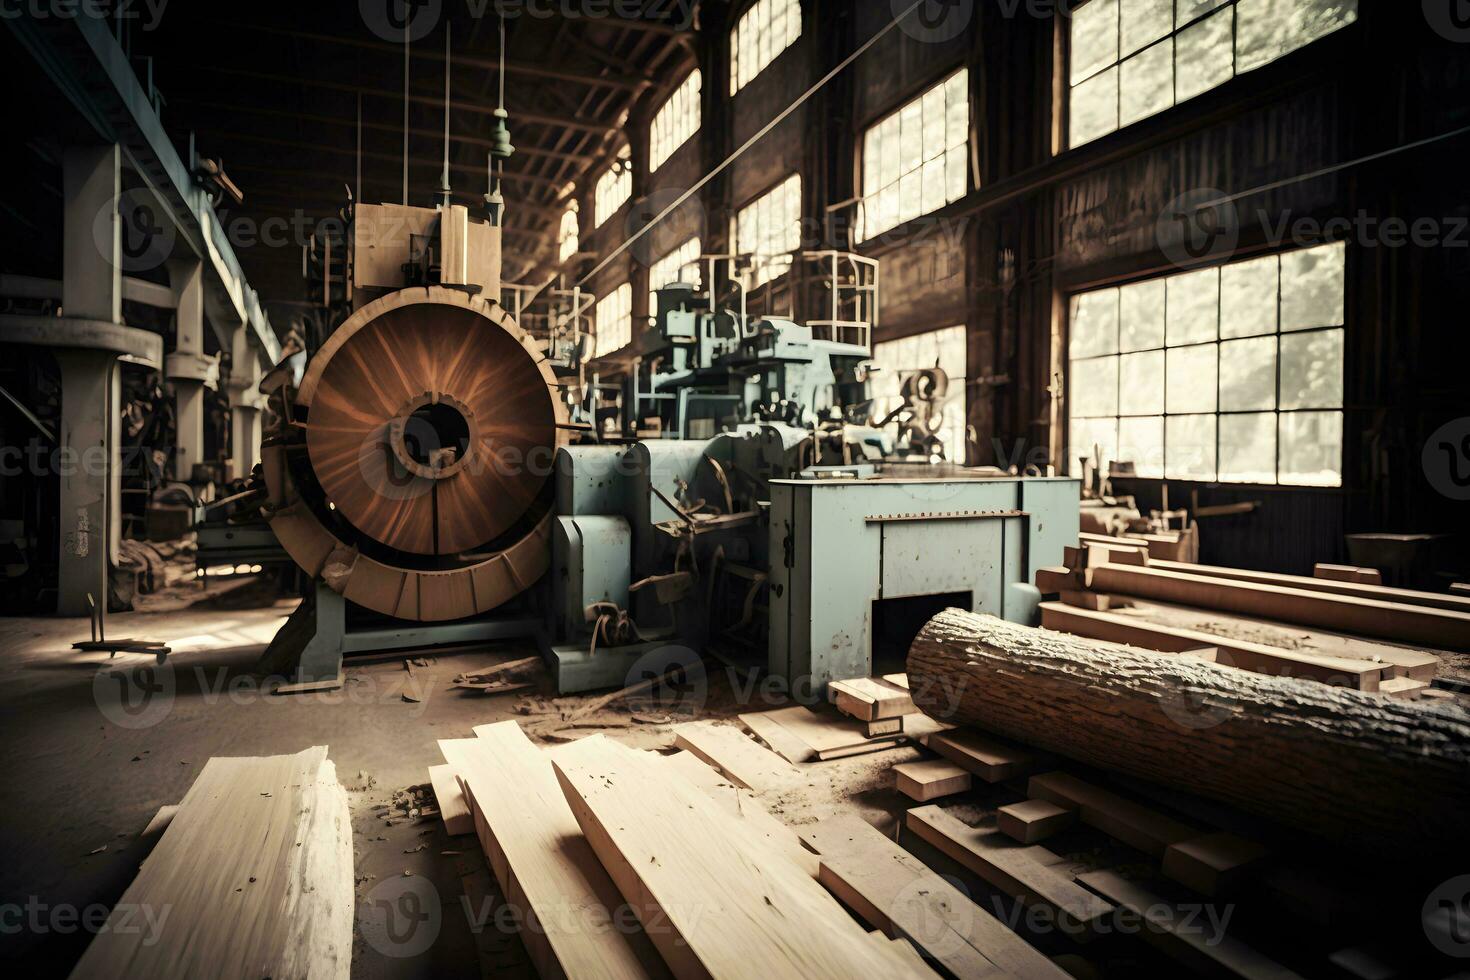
left=1039, top=601, right=1386, bottom=690
left=1378, top=677, right=1431, bottom=698
left=829, top=676, right=918, bottom=721
left=739, top=709, right=817, bottom=763
left=749, top=705, right=907, bottom=761
left=428, top=763, right=474, bottom=836
left=904, top=713, right=956, bottom=742
left=1314, top=563, right=1382, bottom=586
left=1162, top=833, right=1268, bottom=897
left=865, top=717, right=904, bottom=737
left=552, top=735, right=928, bottom=978
left=905, top=804, right=1113, bottom=936
left=672, top=720, right=799, bottom=791
left=997, top=800, right=1077, bottom=844
left=1148, top=559, right=1470, bottom=613
left=1077, top=870, right=1304, bottom=979
left=662, top=752, right=818, bottom=878
left=140, top=804, right=179, bottom=840
left=1090, top=564, right=1470, bottom=650
left=451, top=723, right=666, bottom=980
left=71, top=747, right=353, bottom=980
left=893, top=759, right=972, bottom=801
left=1037, top=565, right=1085, bottom=593
left=1028, top=772, right=1197, bottom=858
left=803, top=815, right=1071, bottom=980
left=928, top=728, right=1035, bottom=782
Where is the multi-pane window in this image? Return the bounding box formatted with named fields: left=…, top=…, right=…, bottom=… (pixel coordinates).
left=733, top=174, right=802, bottom=288
left=872, top=326, right=969, bottom=463
left=859, top=69, right=969, bottom=242
left=558, top=203, right=580, bottom=262
left=1068, top=242, right=1345, bottom=487
left=594, top=283, right=633, bottom=357
left=651, top=70, right=702, bottom=173
left=1068, top=0, right=1359, bottom=148
left=731, top=0, right=801, bottom=95
left=649, top=237, right=703, bottom=313
left=594, top=147, right=632, bottom=228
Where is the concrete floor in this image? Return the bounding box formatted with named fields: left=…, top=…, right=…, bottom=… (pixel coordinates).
left=0, top=580, right=552, bottom=977
left=0, top=576, right=929, bottom=978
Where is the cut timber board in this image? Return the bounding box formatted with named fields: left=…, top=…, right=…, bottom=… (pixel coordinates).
left=1162, top=833, right=1268, bottom=897
left=928, top=728, right=1035, bottom=782
left=747, top=705, right=906, bottom=761
left=551, top=735, right=929, bottom=978
left=1028, top=772, right=1197, bottom=858
left=906, top=805, right=1113, bottom=937
left=997, top=800, right=1077, bottom=844
left=1077, top=870, right=1304, bottom=979
left=70, top=747, right=352, bottom=980
left=828, top=676, right=918, bottom=721
left=428, top=763, right=474, bottom=836
left=739, top=709, right=818, bottom=763
left=672, top=720, right=798, bottom=792
left=1039, top=601, right=1387, bottom=691
left=1090, top=564, right=1470, bottom=650
left=893, top=759, right=973, bottom=801
left=1148, top=559, right=1470, bottom=612
left=450, top=724, right=667, bottom=980
left=802, top=815, right=1071, bottom=980
left=662, top=751, right=818, bottom=878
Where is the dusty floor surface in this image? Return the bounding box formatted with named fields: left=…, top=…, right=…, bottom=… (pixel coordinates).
left=0, top=575, right=938, bottom=978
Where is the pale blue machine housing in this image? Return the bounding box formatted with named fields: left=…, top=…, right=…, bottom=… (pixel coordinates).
left=546, top=428, right=1080, bottom=697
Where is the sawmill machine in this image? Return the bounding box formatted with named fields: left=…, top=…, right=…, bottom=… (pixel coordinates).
left=543, top=257, right=1079, bottom=694
left=255, top=200, right=570, bottom=691
left=247, top=190, right=1078, bottom=695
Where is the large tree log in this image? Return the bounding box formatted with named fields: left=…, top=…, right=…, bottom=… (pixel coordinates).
left=907, top=609, right=1470, bottom=857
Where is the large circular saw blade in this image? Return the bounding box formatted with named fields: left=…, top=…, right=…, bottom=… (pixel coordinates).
left=304, top=294, right=557, bottom=557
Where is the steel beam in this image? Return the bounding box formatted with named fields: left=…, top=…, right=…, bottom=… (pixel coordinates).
left=189, top=65, right=619, bottom=135
left=219, top=22, right=651, bottom=91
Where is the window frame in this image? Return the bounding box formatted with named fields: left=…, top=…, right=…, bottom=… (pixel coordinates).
left=870, top=325, right=970, bottom=464
left=593, top=148, right=633, bottom=229
left=1063, top=0, right=1360, bottom=150
left=558, top=203, right=580, bottom=263
left=650, top=69, right=702, bottom=174
left=1065, top=241, right=1348, bottom=489
left=731, top=173, right=803, bottom=290
left=649, top=237, right=703, bottom=314
left=856, top=65, right=972, bottom=243
left=594, top=282, right=634, bottom=358
left=730, top=0, right=802, bottom=96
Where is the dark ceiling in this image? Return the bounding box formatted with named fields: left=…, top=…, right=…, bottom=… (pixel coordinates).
left=2, top=1, right=697, bottom=312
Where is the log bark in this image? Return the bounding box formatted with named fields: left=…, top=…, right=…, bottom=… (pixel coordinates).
left=907, top=609, right=1470, bottom=857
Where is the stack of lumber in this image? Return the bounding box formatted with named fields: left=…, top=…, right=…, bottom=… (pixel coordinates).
left=738, top=701, right=936, bottom=762
left=70, top=746, right=353, bottom=980
left=433, top=722, right=941, bottom=977
left=1033, top=537, right=1468, bottom=696
left=907, top=609, right=1470, bottom=857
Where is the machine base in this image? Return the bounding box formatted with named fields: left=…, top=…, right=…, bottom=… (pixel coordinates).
left=543, top=639, right=672, bottom=695
left=260, top=582, right=542, bottom=693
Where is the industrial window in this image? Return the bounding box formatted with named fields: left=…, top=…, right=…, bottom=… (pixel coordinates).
left=731, top=0, right=801, bottom=95
left=871, top=326, right=968, bottom=464
left=1068, top=241, right=1346, bottom=487
left=594, top=283, right=633, bottom=357
left=649, top=237, right=702, bottom=313
left=650, top=70, right=702, bottom=173
left=859, top=69, right=969, bottom=242
left=594, top=147, right=633, bottom=228
left=733, top=174, right=802, bottom=288
left=558, top=203, right=580, bottom=262
left=1067, top=0, right=1359, bottom=149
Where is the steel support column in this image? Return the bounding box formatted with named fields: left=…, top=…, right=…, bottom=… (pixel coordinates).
left=56, top=145, right=122, bottom=615
left=165, top=258, right=212, bottom=483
